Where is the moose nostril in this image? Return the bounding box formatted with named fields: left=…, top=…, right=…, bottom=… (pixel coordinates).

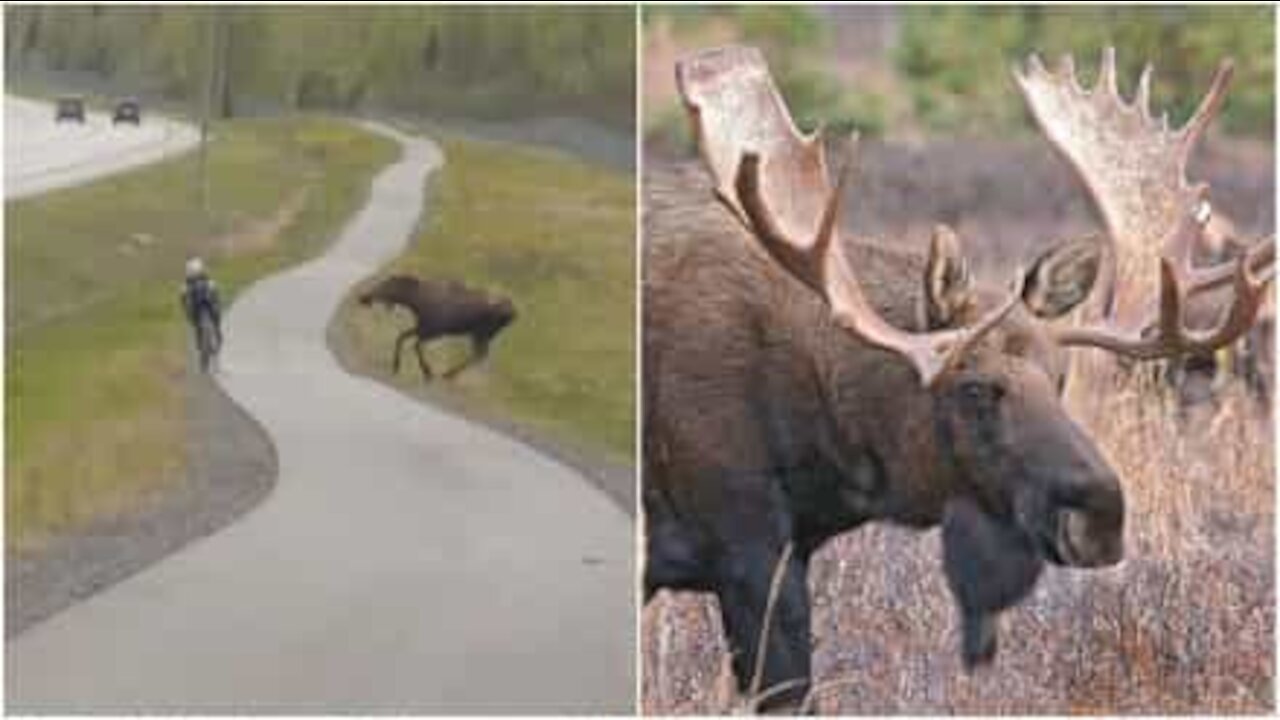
left=1097, top=479, right=1126, bottom=527
left=1060, top=506, right=1124, bottom=567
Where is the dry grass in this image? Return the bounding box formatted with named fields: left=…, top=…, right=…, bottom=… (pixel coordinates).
left=642, top=328, right=1274, bottom=714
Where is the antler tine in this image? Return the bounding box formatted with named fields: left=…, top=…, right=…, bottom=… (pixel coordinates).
left=1055, top=212, right=1275, bottom=359
left=681, top=45, right=1023, bottom=387
left=1059, top=252, right=1272, bottom=360
left=1179, top=60, right=1234, bottom=157
left=733, top=148, right=836, bottom=290
left=809, top=129, right=853, bottom=282
left=1024, top=53, right=1048, bottom=81
left=1135, top=63, right=1153, bottom=119
left=1172, top=235, right=1274, bottom=293
left=1256, top=238, right=1278, bottom=286
left=1098, top=46, right=1118, bottom=98
left=1211, top=251, right=1271, bottom=342
left=1165, top=235, right=1273, bottom=352
left=733, top=130, right=856, bottom=296
left=736, top=134, right=1024, bottom=385
left=1058, top=54, right=1079, bottom=90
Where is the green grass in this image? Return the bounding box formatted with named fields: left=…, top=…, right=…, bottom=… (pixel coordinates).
left=7, top=116, right=398, bottom=550
left=332, top=135, right=635, bottom=463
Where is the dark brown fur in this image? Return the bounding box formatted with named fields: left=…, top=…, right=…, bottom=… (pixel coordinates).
left=358, top=274, right=516, bottom=381
left=644, top=162, right=1124, bottom=708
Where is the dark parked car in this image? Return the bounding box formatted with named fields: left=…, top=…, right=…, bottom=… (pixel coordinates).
left=54, top=95, right=86, bottom=124
left=112, top=98, right=141, bottom=126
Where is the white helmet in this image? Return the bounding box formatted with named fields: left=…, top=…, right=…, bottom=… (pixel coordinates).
left=185, top=257, right=205, bottom=279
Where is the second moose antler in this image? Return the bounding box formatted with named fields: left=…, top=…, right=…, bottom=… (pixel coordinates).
left=1014, top=47, right=1275, bottom=359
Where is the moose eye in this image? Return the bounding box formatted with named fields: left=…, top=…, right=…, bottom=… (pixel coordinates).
left=958, top=381, right=1004, bottom=410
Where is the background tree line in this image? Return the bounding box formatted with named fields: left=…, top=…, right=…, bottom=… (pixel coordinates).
left=5, top=6, right=636, bottom=129
left=895, top=5, right=1274, bottom=137
left=644, top=5, right=1273, bottom=141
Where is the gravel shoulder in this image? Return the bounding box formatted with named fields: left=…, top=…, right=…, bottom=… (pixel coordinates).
left=5, top=95, right=263, bottom=637
left=6, top=354, right=277, bottom=636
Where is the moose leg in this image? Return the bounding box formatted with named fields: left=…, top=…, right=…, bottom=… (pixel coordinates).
left=644, top=516, right=712, bottom=599
left=392, top=329, right=417, bottom=375
left=443, top=335, right=491, bottom=379
left=413, top=340, right=434, bottom=382
left=713, top=544, right=812, bottom=712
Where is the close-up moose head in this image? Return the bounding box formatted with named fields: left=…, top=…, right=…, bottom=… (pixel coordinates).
left=642, top=44, right=1274, bottom=711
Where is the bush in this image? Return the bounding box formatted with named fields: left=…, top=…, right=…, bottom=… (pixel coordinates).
left=896, top=6, right=1274, bottom=138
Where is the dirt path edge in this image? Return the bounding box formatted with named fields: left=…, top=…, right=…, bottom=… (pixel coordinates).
left=6, top=360, right=277, bottom=637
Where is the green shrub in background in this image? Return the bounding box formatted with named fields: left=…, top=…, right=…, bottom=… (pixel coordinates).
left=715, top=7, right=888, bottom=136
left=5, top=6, right=636, bottom=129
left=646, top=5, right=1271, bottom=143
left=896, top=5, right=1274, bottom=137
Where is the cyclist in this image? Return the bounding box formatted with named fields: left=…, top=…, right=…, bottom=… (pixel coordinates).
left=181, top=257, right=223, bottom=357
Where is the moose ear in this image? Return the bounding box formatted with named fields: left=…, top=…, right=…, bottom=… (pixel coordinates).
left=924, top=225, right=975, bottom=328
left=1021, top=237, right=1102, bottom=319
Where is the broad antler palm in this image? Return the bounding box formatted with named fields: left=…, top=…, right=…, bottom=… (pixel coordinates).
left=1014, top=47, right=1275, bottom=358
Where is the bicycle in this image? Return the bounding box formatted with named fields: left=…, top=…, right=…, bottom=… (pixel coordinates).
left=194, top=308, right=222, bottom=372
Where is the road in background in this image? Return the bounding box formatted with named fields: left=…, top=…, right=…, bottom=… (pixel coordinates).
left=5, top=95, right=199, bottom=199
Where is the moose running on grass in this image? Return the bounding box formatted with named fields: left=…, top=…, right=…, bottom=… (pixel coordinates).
left=358, top=274, right=516, bottom=382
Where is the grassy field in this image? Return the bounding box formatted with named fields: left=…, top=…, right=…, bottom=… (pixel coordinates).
left=7, top=116, right=398, bottom=551
left=330, top=134, right=635, bottom=465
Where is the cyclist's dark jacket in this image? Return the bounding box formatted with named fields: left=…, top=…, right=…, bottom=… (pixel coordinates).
left=181, top=276, right=221, bottom=325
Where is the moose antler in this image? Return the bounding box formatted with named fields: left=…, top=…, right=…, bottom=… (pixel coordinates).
left=677, top=46, right=1022, bottom=387
left=1015, top=47, right=1275, bottom=358
left=1054, top=209, right=1274, bottom=358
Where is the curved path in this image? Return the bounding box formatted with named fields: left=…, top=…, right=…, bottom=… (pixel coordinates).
left=5, top=95, right=200, bottom=200
left=6, top=122, right=635, bottom=713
